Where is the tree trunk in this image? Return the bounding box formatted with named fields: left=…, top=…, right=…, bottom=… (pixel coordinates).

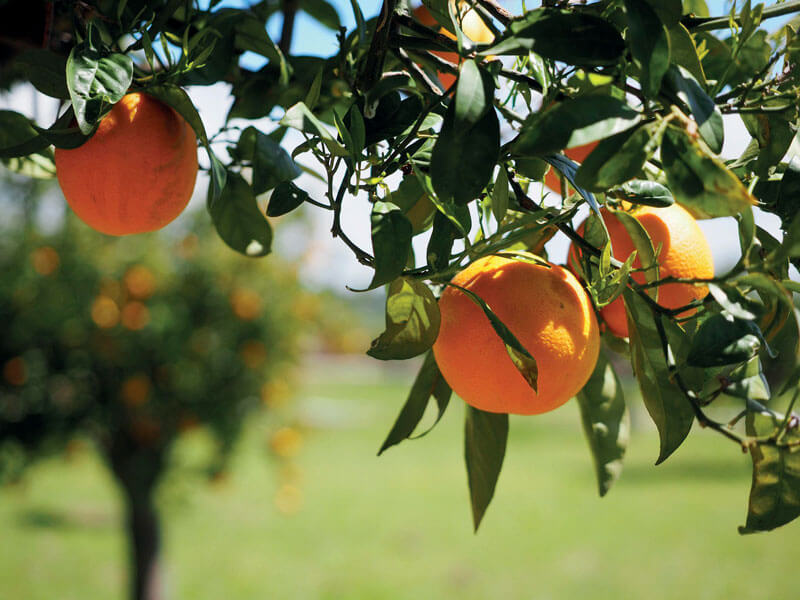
left=108, top=440, right=165, bottom=600
left=122, top=488, right=163, bottom=600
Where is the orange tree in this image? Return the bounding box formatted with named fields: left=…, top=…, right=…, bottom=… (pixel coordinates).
left=3, top=0, right=800, bottom=545
left=0, top=186, right=303, bottom=599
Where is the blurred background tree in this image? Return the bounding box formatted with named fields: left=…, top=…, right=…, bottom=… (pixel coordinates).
left=0, top=175, right=310, bottom=600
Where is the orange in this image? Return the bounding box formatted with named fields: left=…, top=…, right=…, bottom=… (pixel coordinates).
left=569, top=204, right=714, bottom=338
left=55, top=92, right=198, bottom=235
left=433, top=255, right=600, bottom=415
left=543, top=142, right=598, bottom=194
left=413, top=3, right=494, bottom=89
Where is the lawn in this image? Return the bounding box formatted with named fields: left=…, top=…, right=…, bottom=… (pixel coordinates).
left=1, top=356, right=798, bottom=600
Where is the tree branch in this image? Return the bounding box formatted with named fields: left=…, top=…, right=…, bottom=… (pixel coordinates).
left=279, top=0, right=299, bottom=54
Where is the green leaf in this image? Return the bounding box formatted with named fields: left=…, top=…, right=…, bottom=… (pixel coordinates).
left=624, top=288, right=694, bottom=464
left=740, top=412, right=800, bottom=533
left=661, top=126, right=757, bottom=218
left=267, top=181, right=308, bottom=217
left=488, top=9, right=625, bottom=67
left=448, top=282, right=538, bottom=392
left=577, top=351, right=630, bottom=497
left=464, top=406, right=508, bottom=531
left=741, top=111, right=798, bottom=178
left=609, top=180, right=674, bottom=207
left=0, top=111, right=49, bottom=159
left=234, top=15, right=289, bottom=84
left=426, top=210, right=460, bottom=272
left=575, top=121, right=664, bottom=191
left=364, top=202, right=413, bottom=290
left=378, top=351, right=452, bottom=455
left=687, top=314, right=761, bottom=367
left=666, top=23, right=706, bottom=86
left=368, top=278, right=441, bottom=360
left=491, top=168, right=509, bottom=222
left=66, top=47, right=133, bottom=134
left=725, top=357, right=770, bottom=403
left=513, top=96, right=640, bottom=157
left=645, top=0, right=682, bottom=25
left=665, top=65, right=724, bottom=154
left=430, top=100, right=499, bottom=205
left=299, top=0, right=340, bottom=30
left=613, top=210, right=659, bottom=288
left=207, top=172, right=272, bottom=257
left=241, top=127, right=301, bottom=194
left=16, top=50, right=69, bottom=99
left=624, top=0, right=671, bottom=98
left=280, top=102, right=349, bottom=157
left=454, top=60, right=492, bottom=127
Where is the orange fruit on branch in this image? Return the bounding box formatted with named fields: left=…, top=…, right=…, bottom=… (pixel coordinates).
left=55, top=92, right=198, bottom=235
left=433, top=255, right=600, bottom=415
left=569, top=203, right=714, bottom=338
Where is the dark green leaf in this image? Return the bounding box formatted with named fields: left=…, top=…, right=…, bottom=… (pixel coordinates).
left=280, top=102, right=349, bottom=156
left=426, top=210, right=460, bottom=272
left=513, top=96, right=640, bottom=157
left=488, top=9, right=625, bottom=66
left=577, top=351, right=629, bottom=497
left=66, top=48, right=132, bottom=134
left=741, top=112, right=798, bottom=178
left=740, top=412, right=800, bottom=533
left=624, top=288, right=694, bottom=464
left=464, top=406, right=508, bottom=531
left=665, top=65, right=724, bottom=154
left=666, top=23, right=707, bottom=86
left=431, top=101, right=499, bottom=205
left=368, top=278, right=441, bottom=360
left=378, top=351, right=452, bottom=455
left=364, top=202, right=413, bottom=290
left=299, top=0, right=340, bottom=30
left=0, top=111, right=48, bottom=159
left=609, top=180, right=674, bottom=207
left=243, top=127, right=301, bottom=194
left=234, top=15, right=289, bottom=84
left=646, top=0, right=682, bottom=25
left=575, top=122, right=664, bottom=191
left=267, top=181, right=308, bottom=217
left=687, top=314, right=761, bottom=367
left=208, top=172, right=272, bottom=257
left=492, top=168, right=509, bottom=222
left=454, top=60, right=492, bottom=126
left=625, top=0, right=671, bottom=97
left=16, top=50, right=69, bottom=99
left=661, top=126, right=757, bottom=218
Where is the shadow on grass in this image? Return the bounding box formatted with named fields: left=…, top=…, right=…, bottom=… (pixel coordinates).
left=621, top=459, right=748, bottom=484
left=16, top=507, right=114, bottom=530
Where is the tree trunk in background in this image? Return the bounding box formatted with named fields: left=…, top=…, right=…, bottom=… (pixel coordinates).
left=108, top=439, right=165, bottom=600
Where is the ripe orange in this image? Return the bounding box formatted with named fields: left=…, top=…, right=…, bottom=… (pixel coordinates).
left=569, top=204, right=714, bottom=338
left=413, top=3, right=494, bottom=89
left=55, top=92, right=198, bottom=235
left=433, top=255, right=600, bottom=415
left=543, top=142, right=598, bottom=194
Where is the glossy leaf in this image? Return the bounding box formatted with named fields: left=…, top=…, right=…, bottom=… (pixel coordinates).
left=66, top=47, right=132, bottom=134
left=16, top=50, right=69, bottom=99
left=378, top=351, right=452, bottom=454
left=609, top=180, right=674, bottom=208
left=491, top=168, right=509, bottom=222
left=368, top=278, right=441, bottom=360
left=267, top=181, right=309, bottom=217
left=426, top=210, right=460, bottom=272
left=740, top=412, right=800, bottom=533
left=625, top=0, right=670, bottom=97
left=666, top=24, right=707, bottom=87
left=624, top=288, right=694, bottom=464
left=687, top=314, right=761, bottom=367
left=575, top=122, right=663, bottom=191
left=665, top=65, right=724, bottom=154
left=431, top=101, right=499, bottom=205
left=465, top=406, right=508, bottom=531
left=576, top=351, right=629, bottom=497
left=365, top=202, right=413, bottom=290
left=661, top=126, right=757, bottom=218
left=488, top=9, right=625, bottom=66
left=514, top=96, right=640, bottom=157
left=454, top=60, right=493, bottom=127
left=280, top=102, right=349, bottom=156
left=238, top=126, right=301, bottom=194
left=207, top=172, right=272, bottom=257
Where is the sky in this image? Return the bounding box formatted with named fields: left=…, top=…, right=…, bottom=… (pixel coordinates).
left=0, top=0, right=792, bottom=292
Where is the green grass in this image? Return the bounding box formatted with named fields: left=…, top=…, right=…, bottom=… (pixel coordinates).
left=1, top=357, right=799, bottom=599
